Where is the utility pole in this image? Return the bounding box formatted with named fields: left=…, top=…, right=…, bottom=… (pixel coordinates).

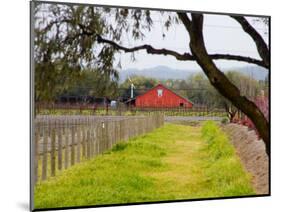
left=130, top=83, right=134, bottom=99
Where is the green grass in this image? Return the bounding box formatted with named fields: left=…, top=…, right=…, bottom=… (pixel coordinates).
left=34, top=122, right=254, bottom=209
left=200, top=121, right=254, bottom=196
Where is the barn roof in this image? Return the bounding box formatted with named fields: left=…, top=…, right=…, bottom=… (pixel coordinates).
left=137, top=83, right=194, bottom=105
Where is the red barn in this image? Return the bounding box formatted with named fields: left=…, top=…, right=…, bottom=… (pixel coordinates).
left=135, top=84, right=193, bottom=108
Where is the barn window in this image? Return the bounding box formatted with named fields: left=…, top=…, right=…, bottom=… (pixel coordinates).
left=157, top=89, right=163, bottom=97
left=180, top=103, right=184, bottom=107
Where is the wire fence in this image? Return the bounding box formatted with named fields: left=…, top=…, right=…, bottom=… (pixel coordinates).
left=35, top=103, right=227, bottom=117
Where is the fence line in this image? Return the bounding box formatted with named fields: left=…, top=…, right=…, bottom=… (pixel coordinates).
left=35, top=103, right=226, bottom=117
left=34, top=115, right=164, bottom=183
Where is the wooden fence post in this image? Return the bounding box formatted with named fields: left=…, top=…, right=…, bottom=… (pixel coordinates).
left=82, top=125, right=86, bottom=158
left=105, top=122, right=109, bottom=150
left=100, top=122, right=103, bottom=153
left=90, top=123, right=94, bottom=158
left=93, top=124, right=97, bottom=156
left=34, top=124, right=39, bottom=184
left=41, top=125, right=48, bottom=181
left=77, top=120, right=81, bottom=163
left=71, top=123, right=75, bottom=166
left=58, top=120, right=62, bottom=171
left=64, top=122, right=69, bottom=169
left=117, top=121, right=120, bottom=144
left=100, top=122, right=104, bottom=152
left=96, top=125, right=100, bottom=155
left=108, top=122, right=112, bottom=149
left=86, top=129, right=90, bottom=159
left=50, top=126, right=56, bottom=177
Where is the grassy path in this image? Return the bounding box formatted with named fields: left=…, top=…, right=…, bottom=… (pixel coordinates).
left=34, top=123, right=254, bottom=209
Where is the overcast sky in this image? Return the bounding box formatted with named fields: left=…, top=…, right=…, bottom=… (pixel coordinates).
left=38, top=4, right=269, bottom=72
left=116, top=13, right=269, bottom=71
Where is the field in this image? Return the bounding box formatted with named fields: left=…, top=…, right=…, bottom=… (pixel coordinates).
left=34, top=122, right=254, bottom=209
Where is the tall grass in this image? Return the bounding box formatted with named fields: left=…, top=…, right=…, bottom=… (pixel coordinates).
left=200, top=121, right=255, bottom=196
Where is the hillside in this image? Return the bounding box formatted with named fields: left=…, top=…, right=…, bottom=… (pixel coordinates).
left=119, top=65, right=268, bottom=82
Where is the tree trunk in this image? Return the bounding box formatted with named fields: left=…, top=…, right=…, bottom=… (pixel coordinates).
left=179, top=14, right=270, bottom=155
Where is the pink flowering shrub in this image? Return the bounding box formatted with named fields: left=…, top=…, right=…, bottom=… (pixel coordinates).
left=240, top=96, right=268, bottom=139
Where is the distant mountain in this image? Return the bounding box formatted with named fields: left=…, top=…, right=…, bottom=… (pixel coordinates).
left=226, top=66, right=268, bottom=81
left=119, top=65, right=268, bottom=82
left=119, top=66, right=198, bottom=82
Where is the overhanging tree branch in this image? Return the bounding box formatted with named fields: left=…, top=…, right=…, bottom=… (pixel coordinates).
left=231, top=16, right=269, bottom=68
left=96, top=35, right=267, bottom=67
left=97, top=35, right=267, bottom=68
left=209, top=54, right=266, bottom=67
left=97, top=35, right=192, bottom=61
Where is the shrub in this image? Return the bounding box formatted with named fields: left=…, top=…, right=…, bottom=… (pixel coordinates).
left=111, top=142, right=129, bottom=152
left=221, top=117, right=229, bottom=124
left=202, top=121, right=234, bottom=160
